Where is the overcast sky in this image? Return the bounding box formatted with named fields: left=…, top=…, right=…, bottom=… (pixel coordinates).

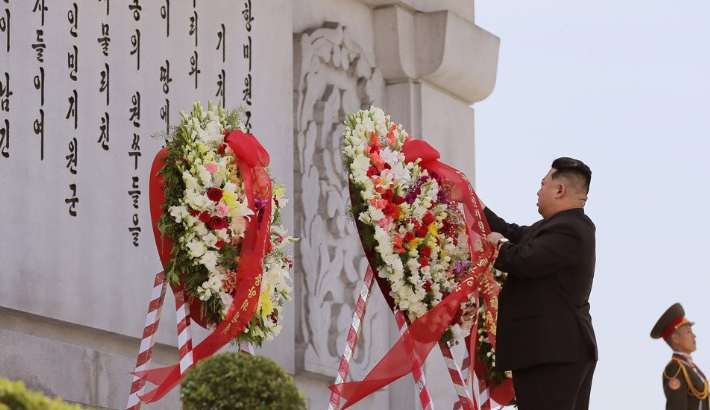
left=473, top=1, right=710, bottom=408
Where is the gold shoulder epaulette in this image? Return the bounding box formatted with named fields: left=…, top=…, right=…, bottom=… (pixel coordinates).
left=670, top=358, right=710, bottom=400
left=664, top=359, right=682, bottom=380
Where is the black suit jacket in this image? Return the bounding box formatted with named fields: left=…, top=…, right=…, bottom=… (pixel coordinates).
left=484, top=207, right=598, bottom=371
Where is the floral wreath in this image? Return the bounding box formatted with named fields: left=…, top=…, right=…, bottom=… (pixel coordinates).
left=342, top=106, right=512, bottom=400
left=344, top=107, right=483, bottom=343
left=158, top=102, right=295, bottom=346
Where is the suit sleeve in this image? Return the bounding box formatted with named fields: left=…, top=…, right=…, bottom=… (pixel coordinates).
left=664, top=362, right=688, bottom=410
left=493, top=220, right=582, bottom=279
left=483, top=208, right=529, bottom=243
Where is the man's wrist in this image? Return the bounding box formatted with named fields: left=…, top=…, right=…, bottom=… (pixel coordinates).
left=496, top=237, right=509, bottom=250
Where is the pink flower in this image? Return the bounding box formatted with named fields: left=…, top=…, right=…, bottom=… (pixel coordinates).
left=205, top=163, right=218, bottom=173
left=369, top=198, right=389, bottom=209
left=215, top=203, right=230, bottom=217
left=376, top=217, right=392, bottom=229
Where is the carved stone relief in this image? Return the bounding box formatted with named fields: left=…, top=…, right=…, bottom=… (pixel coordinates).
left=293, top=22, right=387, bottom=379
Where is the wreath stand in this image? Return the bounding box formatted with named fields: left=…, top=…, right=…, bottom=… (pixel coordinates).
left=326, top=267, right=481, bottom=410
left=125, top=271, right=194, bottom=410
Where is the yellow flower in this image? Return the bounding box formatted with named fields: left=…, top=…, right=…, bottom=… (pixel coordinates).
left=272, top=184, right=285, bottom=199
left=428, top=223, right=439, bottom=237
left=406, top=238, right=422, bottom=251
left=259, top=285, right=274, bottom=318
left=222, top=191, right=237, bottom=207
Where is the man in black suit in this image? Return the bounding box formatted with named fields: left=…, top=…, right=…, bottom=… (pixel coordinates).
left=483, top=157, right=598, bottom=410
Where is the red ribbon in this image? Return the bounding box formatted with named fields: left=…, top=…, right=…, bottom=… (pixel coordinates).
left=475, top=361, right=516, bottom=408
left=135, top=130, right=272, bottom=403
left=330, top=139, right=504, bottom=409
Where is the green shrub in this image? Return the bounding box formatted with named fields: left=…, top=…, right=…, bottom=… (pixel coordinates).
left=0, top=378, right=86, bottom=410
left=181, top=353, right=307, bottom=410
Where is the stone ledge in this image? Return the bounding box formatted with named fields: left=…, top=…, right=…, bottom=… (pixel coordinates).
left=0, top=327, right=180, bottom=410
left=373, top=5, right=499, bottom=103
left=359, top=0, right=474, bottom=22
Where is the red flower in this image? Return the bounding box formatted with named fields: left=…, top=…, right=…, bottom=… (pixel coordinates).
left=383, top=203, right=399, bottom=218
left=207, top=188, right=223, bottom=202
left=215, top=239, right=225, bottom=249
left=422, top=213, right=435, bottom=226
left=217, top=144, right=226, bottom=154
left=190, top=209, right=200, bottom=217
left=419, top=246, right=431, bottom=258
left=394, top=196, right=405, bottom=205
left=367, top=166, right=379, bottom=177
left=416, top=226, right=428, bottom=238
left=423, top=281, right=432, bottom=293
left=382, top=190, right=394, bottom=202
left=393, top=236, right=405, bottom=254
left=418, top=257, right=429, bottom=267
left=404, top=232, right=415, bottom=242
left=208, top=216, right=228, bottom=230
left=199, top=211, right=211, bottom=223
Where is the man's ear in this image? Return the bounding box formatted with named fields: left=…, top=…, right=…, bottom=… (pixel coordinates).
left=555, top=183, right=566, bottom=198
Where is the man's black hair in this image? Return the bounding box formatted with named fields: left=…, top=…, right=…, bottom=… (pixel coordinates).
left=551, top=157, right=592, bottom=194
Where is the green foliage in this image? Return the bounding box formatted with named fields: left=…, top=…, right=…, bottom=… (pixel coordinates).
left=0, top=378, right=88, bottom=410
left=181, top=353, right=306, bottom=410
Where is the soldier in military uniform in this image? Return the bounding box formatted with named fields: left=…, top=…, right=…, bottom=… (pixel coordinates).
left=651, top=303, right=709, bottom=410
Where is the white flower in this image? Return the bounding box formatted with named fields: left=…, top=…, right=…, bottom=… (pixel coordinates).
left=169, top=206, right=189, bottom=223
left=391, top=161, right=411, bottom=183
left=202, top=232, right=218, bottom=248
left=230, top=200, right=253, bottom=219
left=196, top=165, right=213, bottom=187
left=195, top=223, right=209, bottom=237
left=185, top=190, right=209, bottom=210
left=219, top=292, right=233, bottom=314
left=183, top=171, right=201, bottom=191
left=350, top=156, right=372, bottom=178
left=186, top=240, right=207, bottom=258
left=200, top=250, right=219, bottom=271
left=379, top=147, right=398, bottom=164
left=223, top=181, right=237, bottom=193
left=230, top=216, right=247, bottom=237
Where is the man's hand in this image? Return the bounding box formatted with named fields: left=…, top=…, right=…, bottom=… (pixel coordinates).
left=443, top=182, right=486, bottom=209
left=486, top=232, right=504, bottom=248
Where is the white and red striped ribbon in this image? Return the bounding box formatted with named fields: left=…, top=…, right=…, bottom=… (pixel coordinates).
left=126, top=271, right=196, bottom=410
left=327, top=267, right=376, bottom=410
left=439, top=343, right=475, bottom=410
left=394, top=309, right=435, bottom=410
left=173, top=286, right=194, bottom=375
left=472, top=367, right=490, bottom=410
left=126, top=271, right=168, bottom=410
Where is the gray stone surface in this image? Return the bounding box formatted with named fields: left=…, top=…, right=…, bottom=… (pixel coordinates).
left=0, top=307, right=179, bottom=409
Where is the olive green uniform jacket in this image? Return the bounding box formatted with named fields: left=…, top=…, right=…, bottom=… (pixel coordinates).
left=664, top=354, right=709, bottom=410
